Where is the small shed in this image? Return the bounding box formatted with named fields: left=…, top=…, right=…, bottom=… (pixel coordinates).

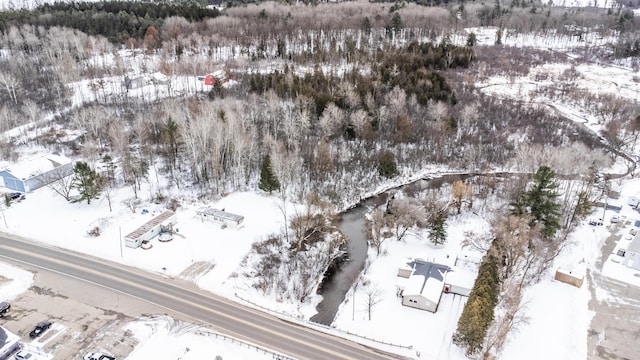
left=444, top=268, right=477, bottom=296
left=554, top=266, right=585, bottom=288
left=397, top=258, right=413, bottom=278
left=124, top=75, right=147, bottom=89
left=0, top=154, right=72, bottom=192
left=125, top=211, right=177, bottom=249
left=624, top=234, right=640, bottom=271
left=196, top=207, right=244, bottom=229
left=0, top=325, right=20, bottom=360
left=204, top=74, right=217, bottom=86
left=400, top=260, right=449, bottom=312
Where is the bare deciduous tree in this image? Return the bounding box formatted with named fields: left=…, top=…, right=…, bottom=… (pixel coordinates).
left=45, top=166, right=75, bottom=202
left=387, top=197, right=425, bottom=241
left=452, top=180, right=473, bottom=214
left=361, top=282, right=384, bottom=321
left=367, top=208, right=393, bottom=256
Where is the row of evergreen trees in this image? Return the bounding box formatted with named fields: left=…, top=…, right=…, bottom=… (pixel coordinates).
left=453, top=255, right=500, bottom=354
left=454, top=166, right=565, bottom=354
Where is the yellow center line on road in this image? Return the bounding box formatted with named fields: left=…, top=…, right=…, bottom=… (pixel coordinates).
left=0, top=245, right=362, bottom=360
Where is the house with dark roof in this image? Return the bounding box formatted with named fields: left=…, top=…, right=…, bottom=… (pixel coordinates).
left=400, top=260, right=450, bottom=312
left=0, top=325, right=20, bottom=360
left=398, top=258, right=477, bottom=312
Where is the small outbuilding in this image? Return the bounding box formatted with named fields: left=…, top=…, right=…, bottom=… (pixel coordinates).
left=554, top=265, right=585, bottom=288
left=397, top=258, right=414, bottom=278
left=0, top=325, right=20, bottom=360
left=444, top=268, right=477, bottom=296
left=125, top=211, right=177, bottom=249
left=400, top=260, right=450, bottom=312
left=196, top=207, right=244, bottom=229
left=624, top=234, right=640, bottom=271
left=0, top=154, right=73, bottom=192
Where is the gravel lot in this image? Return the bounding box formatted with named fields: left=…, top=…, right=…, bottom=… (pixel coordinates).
left=2, top=265, right=171, bottom=360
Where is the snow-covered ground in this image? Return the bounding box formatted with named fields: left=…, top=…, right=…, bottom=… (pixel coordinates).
left=0, top=264, right=272, bottom=360
left=3, top=167, right=639, bottom=360
left=0, top=1, right=639, bottom=357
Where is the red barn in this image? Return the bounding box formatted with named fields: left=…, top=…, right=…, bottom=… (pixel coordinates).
left=204, top=74, right=216, bottom=86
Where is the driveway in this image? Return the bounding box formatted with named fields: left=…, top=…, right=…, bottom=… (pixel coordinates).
left=587, top=222, right=640, bottom=360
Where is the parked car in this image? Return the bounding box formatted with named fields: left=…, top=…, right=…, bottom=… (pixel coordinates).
left=14, top=350, right=35, bottom=360
left=589, top=218, right=604, bottom=226
left=0, top=301, right=10, bottom=317
left=611, top=215, right=620, bottom=223
left=83, top=352, right=115, bottom=360
left=6, top=192, right=25, bottom=201
left=29, top=320, right=52, bottom=338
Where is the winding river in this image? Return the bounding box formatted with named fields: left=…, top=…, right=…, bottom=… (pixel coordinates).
left=309, top=173, right=476, bottom=325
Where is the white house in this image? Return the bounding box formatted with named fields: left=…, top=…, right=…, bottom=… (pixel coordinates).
left=196, top=207, right=244, bottom=229
left=125, top=211, right=177, bottom=249
left=625, top=234, right=640, bottom=271
left=399, top=260, right=449, bottom=312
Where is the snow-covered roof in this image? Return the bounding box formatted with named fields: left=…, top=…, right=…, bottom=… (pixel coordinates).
left=3, top=154, right=71, bottom=180
left=398, top=258, right=413, bottom=272
left=414, top=254, right=456, bottom=268
left=628, top=233, right=640, bottom=254
left=445, top=267, right=477, bottom=289
left=556, top=265, right=586, bottom=279
left=125, top=211, right=176, bottom=241
left=196, top=207, right=244, bottom=223
left=0, top=325, right=20, bottom=354
left=402, top=260, right=448, bottom=302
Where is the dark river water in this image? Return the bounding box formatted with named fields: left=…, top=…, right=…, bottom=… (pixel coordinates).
left=310, top=173, right=477, bottom=325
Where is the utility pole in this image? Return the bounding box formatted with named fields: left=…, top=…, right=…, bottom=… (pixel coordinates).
left=0, top=205, right=7, bottom=228
left=352, top=283, right=357, bottom=321
left=119, top=226, right=123, bottom=258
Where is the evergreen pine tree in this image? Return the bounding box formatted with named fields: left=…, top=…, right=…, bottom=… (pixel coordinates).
left=377, top=150, right=399, bottom=179
left=391, top=12, right=403, bottom=32
left=72, top=161, right=102, bottom=205
left=259, top=155, right=280, bottom=193
left=428, top=209, right=448, bottom=246
left=511, top=165, right=561, bottom=238
left=453, top=255, right=500, bottom=355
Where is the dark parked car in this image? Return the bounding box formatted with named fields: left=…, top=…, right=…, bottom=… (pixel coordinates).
left=0, top=301, right=9, bottom=317
left=7, top=192, right=25, bottom=201
left=29, top=320, right=52, bottom=338
left=84, top=352, right=116, bottom=360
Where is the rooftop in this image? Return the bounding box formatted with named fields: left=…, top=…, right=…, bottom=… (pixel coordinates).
left=629, top=233, right=640, bottom=253
left=196, top=207, right=244, bottom=222
left=403, top=260, right=449, bottom=302
left=3, top=153, right=71, bottom=180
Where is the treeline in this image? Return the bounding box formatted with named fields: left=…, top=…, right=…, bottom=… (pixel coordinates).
left=0, top=1, right=219, bottom=41
left=247, top=41, right=472, bottom=118
left=453, top=255, right=500, bottom=355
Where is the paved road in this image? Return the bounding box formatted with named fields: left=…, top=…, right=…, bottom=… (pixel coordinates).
left=587, top=222, right=640, bottom=360
left=0, top=233, right=403, bottom=360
